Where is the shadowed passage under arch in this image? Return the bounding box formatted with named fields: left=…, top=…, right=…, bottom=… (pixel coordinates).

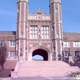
left=32, top=49, right=48, bottom=61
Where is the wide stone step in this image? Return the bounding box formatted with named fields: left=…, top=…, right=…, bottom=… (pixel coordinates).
left=12, top=61, right=80, bottom=77
left=20, top=61, right=70, bottom=68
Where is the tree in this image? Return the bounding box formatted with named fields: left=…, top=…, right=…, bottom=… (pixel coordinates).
left=0, top=41, right=7, bottom=70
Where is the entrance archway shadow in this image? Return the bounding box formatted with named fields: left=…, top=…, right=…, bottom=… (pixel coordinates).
left=32, top=49, right=48, bottom=61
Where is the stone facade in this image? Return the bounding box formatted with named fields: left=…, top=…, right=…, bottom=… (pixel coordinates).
left=0, top=0, right=80, bottom=61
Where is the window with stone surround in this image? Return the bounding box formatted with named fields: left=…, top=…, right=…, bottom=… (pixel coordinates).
left=20, top=32, right=23, bottom=37
left=9, top=51, right=15, bottom=57
left=55, top=8, right=58, bottom=12
left=73, top=41, right=80, bottom=47
left=56, top=33, right=59, bottom=38
left=30, top=25, right=38, bottom=39
left=63, top=42, right=70, bottom=47
left=9, top=41, right=15, bottom=47
left=41, top=26, right=49, bottom=39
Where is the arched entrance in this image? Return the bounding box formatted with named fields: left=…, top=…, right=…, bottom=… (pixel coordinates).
left=28, top=46, right=52, bottom=61
left=32, top=49, right=48, bottom=61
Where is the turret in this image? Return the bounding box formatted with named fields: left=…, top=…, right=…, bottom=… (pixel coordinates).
left=16, top=0, right=28, bottom=60
left=18, top=0, right=28, bottom=2
left=49, top=0, right=63, bottom=60
left=50, top=0, right=61, bottom=3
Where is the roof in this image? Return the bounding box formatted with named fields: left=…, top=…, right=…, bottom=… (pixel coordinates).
left=0, top=31, right=16, bottom=36
left=0, top=31, right=80, bottom=37
left=63, top=32, right=80, bottom=37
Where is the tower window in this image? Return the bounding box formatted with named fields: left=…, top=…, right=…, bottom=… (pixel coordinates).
left=55, top=8, right=58, bottom=12
left=25, top=46, right=27, bottom=50
left=56, top=33, right=59, bottom=38
left=52, top=26, right=54, bottom=31
left=21, top=33, right=23, bottom=37
left=25, top=26, right=27, bottom=29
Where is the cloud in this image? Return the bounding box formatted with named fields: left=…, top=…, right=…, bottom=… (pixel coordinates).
left=0, top=8, right=16, bottom=16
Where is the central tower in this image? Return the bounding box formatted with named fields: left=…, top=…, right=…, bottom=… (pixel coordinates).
left=16, top=0, right=63, bottom=61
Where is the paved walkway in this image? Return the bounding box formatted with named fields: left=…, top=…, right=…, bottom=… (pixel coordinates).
left=1, top=77, right=79, bottom=80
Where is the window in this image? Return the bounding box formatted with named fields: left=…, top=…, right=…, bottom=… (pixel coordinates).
left=64, top=51, right=69, bottom=57
left=9, top=41, right=15, bottom=47
left=41, top=26, right=49, bottom=39
left=63, top=42, right=70, bottom=47
left=10, top=51, right=15, bottom=57
left=25, top=26, right=27, bottom=29
left=73, top=41, right=80, bottom=47
left=55, top=8, right=58, bottom=12
left=56, top=33, right=59, bottom=38
left=20, top=32, right=23, bottom=37
left=0, top=41, right=6, bottom=47
left=75, top=51, right=80, bottom=57
left=30, top=25, right=38, bottom=39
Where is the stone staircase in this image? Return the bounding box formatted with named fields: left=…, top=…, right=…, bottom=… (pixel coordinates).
left=11, top=61, right=80, bottom=78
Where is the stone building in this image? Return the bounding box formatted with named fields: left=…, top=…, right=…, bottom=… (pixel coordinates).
left=0, top=0, right=80, bottom=61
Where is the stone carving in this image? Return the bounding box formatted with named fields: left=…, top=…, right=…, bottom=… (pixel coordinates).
left=47, top=44, right=51, bottom=48
left=30, top=44, right=33, bottom=47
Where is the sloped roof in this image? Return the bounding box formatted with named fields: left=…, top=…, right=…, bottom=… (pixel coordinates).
left=0, top=31, right=16, bottom=36
left=63, top=32, right=80, bottom=37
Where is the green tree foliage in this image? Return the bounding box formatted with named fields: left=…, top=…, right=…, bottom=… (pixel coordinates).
left=0, top=41, right=7, bottom=70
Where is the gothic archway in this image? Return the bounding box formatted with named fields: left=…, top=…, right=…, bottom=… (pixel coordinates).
left=32, top=49, right=48, bottom=61
left=28, top=46, right=52, bottom=61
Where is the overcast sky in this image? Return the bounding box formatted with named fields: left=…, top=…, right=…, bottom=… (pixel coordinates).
left=0, top=0, right=80, bottom=32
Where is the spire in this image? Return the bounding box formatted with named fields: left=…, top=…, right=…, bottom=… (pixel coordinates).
left=18, top=0, right=28, bottom=2
left=50, top=0, right=61, bottom=4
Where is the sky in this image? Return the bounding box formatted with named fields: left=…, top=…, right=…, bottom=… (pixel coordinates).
left=0, top=0, right=80, bottom=32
